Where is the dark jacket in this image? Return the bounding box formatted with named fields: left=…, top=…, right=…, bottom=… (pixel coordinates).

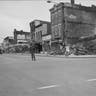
left=0, top=49, right=2, bottom=54
left=30, top=43, right=35, bottom=53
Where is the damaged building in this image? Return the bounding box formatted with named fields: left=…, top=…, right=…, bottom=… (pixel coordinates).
left=30, top=20, right=51, bottom=53
left=50, top=0, right=96, bottom=55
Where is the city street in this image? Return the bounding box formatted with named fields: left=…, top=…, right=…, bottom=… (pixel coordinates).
left=0, top=54, right=96, bottom=96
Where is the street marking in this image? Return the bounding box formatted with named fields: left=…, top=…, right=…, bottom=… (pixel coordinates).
left=87, top=79, right=96, bottom=82
left=37, top=85, right=60, bottom=90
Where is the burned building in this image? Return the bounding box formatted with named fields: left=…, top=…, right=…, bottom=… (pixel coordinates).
left=50, top=0, right=96, bottom=52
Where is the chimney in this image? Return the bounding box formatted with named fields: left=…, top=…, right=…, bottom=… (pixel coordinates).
left=71, top=0, right=75, bottom=5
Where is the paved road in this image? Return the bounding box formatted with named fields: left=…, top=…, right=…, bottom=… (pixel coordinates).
left=0, top=54, right=96, bottom=96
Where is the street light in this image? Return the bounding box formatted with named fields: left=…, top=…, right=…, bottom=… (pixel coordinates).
left=47, top=0, right=58, bottom=5
left=47, top=0, right=51, bottom=3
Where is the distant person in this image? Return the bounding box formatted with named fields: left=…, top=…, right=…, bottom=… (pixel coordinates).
left=29, top=40, right=36, bottom=61
left=0, top=49, right=2, bottom=55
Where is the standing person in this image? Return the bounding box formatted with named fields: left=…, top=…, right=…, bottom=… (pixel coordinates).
left=0, top=49, right=2, bottom=55
left=29, top=40, right=36, bottom=61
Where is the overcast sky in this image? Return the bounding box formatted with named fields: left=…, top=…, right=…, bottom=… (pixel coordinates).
left=0, top=0, right=96, bottom=43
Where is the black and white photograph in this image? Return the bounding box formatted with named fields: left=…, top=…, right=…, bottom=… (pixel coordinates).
left=0, top=0, right=96, bottom=96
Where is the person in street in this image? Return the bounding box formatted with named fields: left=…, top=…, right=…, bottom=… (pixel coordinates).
left=29, top=40, right=36, bottom=61
left=0, top=49, right=2, bottom=55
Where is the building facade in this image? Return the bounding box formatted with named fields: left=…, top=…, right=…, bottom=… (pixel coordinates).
left=2, top=36, right=15, bottom=49
left=30, top=20, right=51, bottom=53
left=14, top=29, right=31, bottom=44
left=50, top=0, right=96, bottom=52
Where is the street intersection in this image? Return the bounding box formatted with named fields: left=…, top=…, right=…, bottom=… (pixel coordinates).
left=0, top=54, right=96, bottom=96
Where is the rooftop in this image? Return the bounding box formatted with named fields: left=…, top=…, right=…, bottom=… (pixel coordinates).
left=50, top=2, right=96, bottom=12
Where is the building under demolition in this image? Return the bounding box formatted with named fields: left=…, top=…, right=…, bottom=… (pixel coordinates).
left=30, top=20, right=51, bottom=53
left=50, top=0, right=96, bottom=55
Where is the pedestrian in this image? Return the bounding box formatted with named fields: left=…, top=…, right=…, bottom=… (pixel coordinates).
left=0, top=49, right=2, bottom=55
left=29, top=40, right=36, bottom=61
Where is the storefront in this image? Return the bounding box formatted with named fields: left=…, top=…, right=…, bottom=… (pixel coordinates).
left=42, top=35, right=51, bottom=53
left=35, top=42, right=42, bottom=53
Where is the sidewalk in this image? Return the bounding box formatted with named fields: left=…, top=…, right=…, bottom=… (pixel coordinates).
left=36, top=53, right=96, bottom=58
left=2, top=53, right=96, bottom=58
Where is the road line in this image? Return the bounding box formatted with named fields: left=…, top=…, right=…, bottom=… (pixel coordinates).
left=37, top=85, right=60, bottom=90
left=87, top=79, right=96, bottom=82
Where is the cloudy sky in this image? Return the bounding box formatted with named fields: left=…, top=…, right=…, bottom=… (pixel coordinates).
left=0, top=0, right=96, bottom=43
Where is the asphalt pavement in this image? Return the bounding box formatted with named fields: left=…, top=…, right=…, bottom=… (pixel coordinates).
left=0, top=54, right=96, bottom=96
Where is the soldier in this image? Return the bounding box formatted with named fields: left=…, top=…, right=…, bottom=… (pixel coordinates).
left=29, top=40, right=36, bottom=61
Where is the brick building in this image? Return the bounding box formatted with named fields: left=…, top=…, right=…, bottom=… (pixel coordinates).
left=30, top=20, right=51, bottom=53
left=50, top=0, right=96, bottom=52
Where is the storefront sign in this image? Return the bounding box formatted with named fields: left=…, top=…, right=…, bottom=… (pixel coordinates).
left=17, top=40, right=27, bottom=43
left=17, top=34, right=25, bottom=40
left=42, top=35, right=51, bottom=41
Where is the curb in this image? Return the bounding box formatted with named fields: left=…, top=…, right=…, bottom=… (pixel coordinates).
left=36, top=54, right=96, bottom=58
left=2, top=53, right=96, bottom=58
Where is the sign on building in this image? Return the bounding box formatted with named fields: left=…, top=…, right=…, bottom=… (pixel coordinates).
left=42, top=35, right=51, bottom=41
left=17, top=34, right=25, bottom=40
